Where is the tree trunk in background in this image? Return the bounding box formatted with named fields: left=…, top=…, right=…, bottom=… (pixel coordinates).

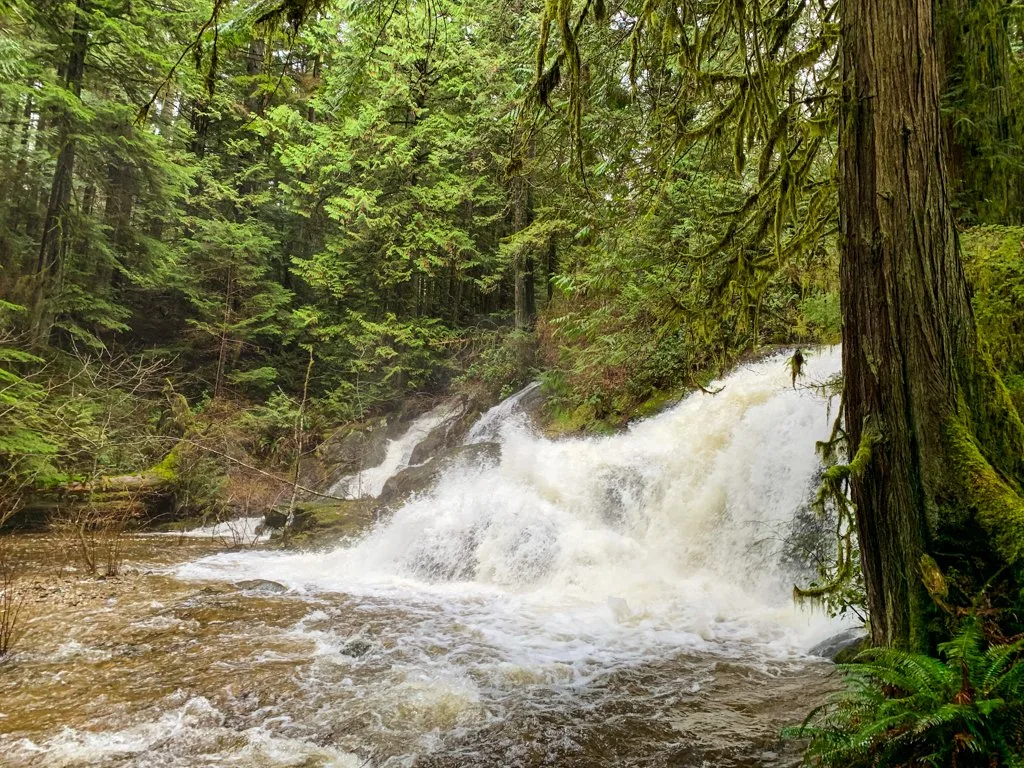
left=31, top=0, right=88, bottom=342
left=511, top=137, right=536, bottom=332
left=545, top=235, right=556, bottom=302
left=938, top=0, right=1021, bottom=224
left=841, top=0, right=1024, bottom=649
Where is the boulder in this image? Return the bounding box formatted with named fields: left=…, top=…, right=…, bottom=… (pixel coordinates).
left=516, top=381, right=547, bottom=425
left=808, top=627, right=869, bottom=661
left=265, top=499, right=378, bottom=547
left=340, top=637, right=373, bottom=657
left=299, top=419, right=391, bottom=494
left=234, top=579, right=288, bottom=594
left=379, top=442, right=501, bottom=508
left=408, top=395, right=481, bottom=466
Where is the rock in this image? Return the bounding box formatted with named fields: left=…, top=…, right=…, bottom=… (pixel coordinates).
left=378, top=442, right=501, bottom=507
left=408, top=398, right=470, bottom=466
left=407, top=391, right=500, bottom=467
left=408, top=419, right=454, bottom=467
left=234, top=579, right=288, bottom=594
left=515, top=381, right=547, bottom=425
left=200, top=585, right=232, bottom=595
left=322, top=422, right=389, bottom=469
left=299, top=419, right=391, bottom=494
left=266, top=499, right=379, bottom=549
left=266, top=499, right=375, bottom=535
left=808, top=627, right=869, bottom=661
left=340, top=637, right=373, bottom=657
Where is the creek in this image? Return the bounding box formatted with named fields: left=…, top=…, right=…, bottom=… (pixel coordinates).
left=1, top=347, right=847, bottom=767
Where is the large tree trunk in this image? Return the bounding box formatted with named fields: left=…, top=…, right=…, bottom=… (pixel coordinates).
left=841, top=0, right=1024, bottom=649
left=31, top=0, right=89, bottom=343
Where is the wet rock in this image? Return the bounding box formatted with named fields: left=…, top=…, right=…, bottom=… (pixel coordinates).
left=808, top=627, right=869, bottom=661
left=340, top=637, right=373, bottom=657
left=516, top=381, right=547, bottom=425
left=322, top=421, right=389, bottom=469
left=298, top=419, right=391, bottom=493
left=234, top=579, right=288, bottom=594
left=266, top=500, right=377, bottom=546
left=407, top=426, right=448, bottom=467
left=408, top=394, right=489, bottom=466
left=378, top=442, right=501, bottom=508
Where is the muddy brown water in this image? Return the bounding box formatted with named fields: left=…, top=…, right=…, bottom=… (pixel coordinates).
left=0, top=535, right=836, bottom=768
left=2, top=351, right=854, bottom=767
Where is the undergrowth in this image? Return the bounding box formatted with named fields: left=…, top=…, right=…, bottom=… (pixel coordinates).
left=789, top=619, right=1024, bottom=767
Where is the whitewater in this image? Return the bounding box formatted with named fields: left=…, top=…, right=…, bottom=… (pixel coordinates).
left=3, top=346, right=847, bottom=768
left=184, top=347, right=844, bottom=654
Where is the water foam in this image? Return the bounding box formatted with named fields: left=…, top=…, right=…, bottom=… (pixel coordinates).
left=7, top=695, right=363, bottom=768
left=182, top=348, right=844, bottom=663
left=149, top=516, right=270, bottom=543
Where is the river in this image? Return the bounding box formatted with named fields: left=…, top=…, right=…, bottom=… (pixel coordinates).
left=1, top=348, right=846, bottom=767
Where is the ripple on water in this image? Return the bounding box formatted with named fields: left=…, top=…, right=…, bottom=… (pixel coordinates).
left=8, top=694, right=364, bottom=768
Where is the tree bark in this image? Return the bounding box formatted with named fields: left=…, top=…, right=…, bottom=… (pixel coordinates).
left=841, top=0, right=1024, bottom=649
left=31, top=0, right=89, bottom=343
left=511, top=136, right=536, bottom=332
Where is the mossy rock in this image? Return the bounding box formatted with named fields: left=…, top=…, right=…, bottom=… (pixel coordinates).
left=632, top=388, right=685, bottom=420
left=807, top=628, right=870, bottom=663
left=267, top=499, right=377, bottom=547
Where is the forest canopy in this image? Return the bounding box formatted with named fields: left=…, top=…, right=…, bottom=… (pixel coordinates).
left=1, top=0, right=1024, bottom=624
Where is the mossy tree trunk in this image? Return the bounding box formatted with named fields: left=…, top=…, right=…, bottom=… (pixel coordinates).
left=841, top=0, right=1024, bottom=649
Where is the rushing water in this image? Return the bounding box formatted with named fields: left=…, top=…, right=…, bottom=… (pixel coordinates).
left=328, top=401, right=464, bottom=499
left=464, top=381, right=540, bottom=444
left=1, top=348, right=846, bottom=767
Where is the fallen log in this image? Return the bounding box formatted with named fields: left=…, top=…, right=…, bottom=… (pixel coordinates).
left=7, top=473, right=174, bottom=532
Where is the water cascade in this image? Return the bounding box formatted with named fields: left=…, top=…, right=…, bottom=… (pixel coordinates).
left=4, top=348, right=848, bottom=767
left=464, top=381, right=541, bottom=444
left=328, top=400, right=463, bottom=499
left=188, top=348, right=843, bottom=647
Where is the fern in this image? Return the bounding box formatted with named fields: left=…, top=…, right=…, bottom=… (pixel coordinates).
left=788, top=620, right=1024, bottom=766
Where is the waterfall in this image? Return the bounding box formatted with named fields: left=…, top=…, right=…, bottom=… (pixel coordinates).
left=464, top=381, right=540, bottom=444
left=328, top=400, right=462, bottom=499
left=13, top=348, right=846, bottom=768
left=183, top=347, right=845, bottom=655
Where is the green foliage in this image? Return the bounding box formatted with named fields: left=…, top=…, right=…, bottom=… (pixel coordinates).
left=0, top=335, right=60, bottom=492
left=790, top=620, right=1024, bottom=767
left=171, top=215, right=293, bottom=397
left=963, top=226, right=1024, bottom=408
left=0, top=0, right=1015, bottom=550
left=538, top=162, right=839, bottom=422
left=456, top=328, right=538, bottom=401
left=309, top=311, right=457, bottom=421
left=797, top=292, right=842, bottom=343
left=152, top=439, right=227, bottom=517
left=236, top=389, right=301, bottom=460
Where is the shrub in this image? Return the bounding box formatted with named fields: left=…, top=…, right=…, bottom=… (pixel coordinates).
left=456, top=328, right=538, bottom=400
left=0, top=538, right=25, bottom=661
left=790, top=620, right=1024, bottom=767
